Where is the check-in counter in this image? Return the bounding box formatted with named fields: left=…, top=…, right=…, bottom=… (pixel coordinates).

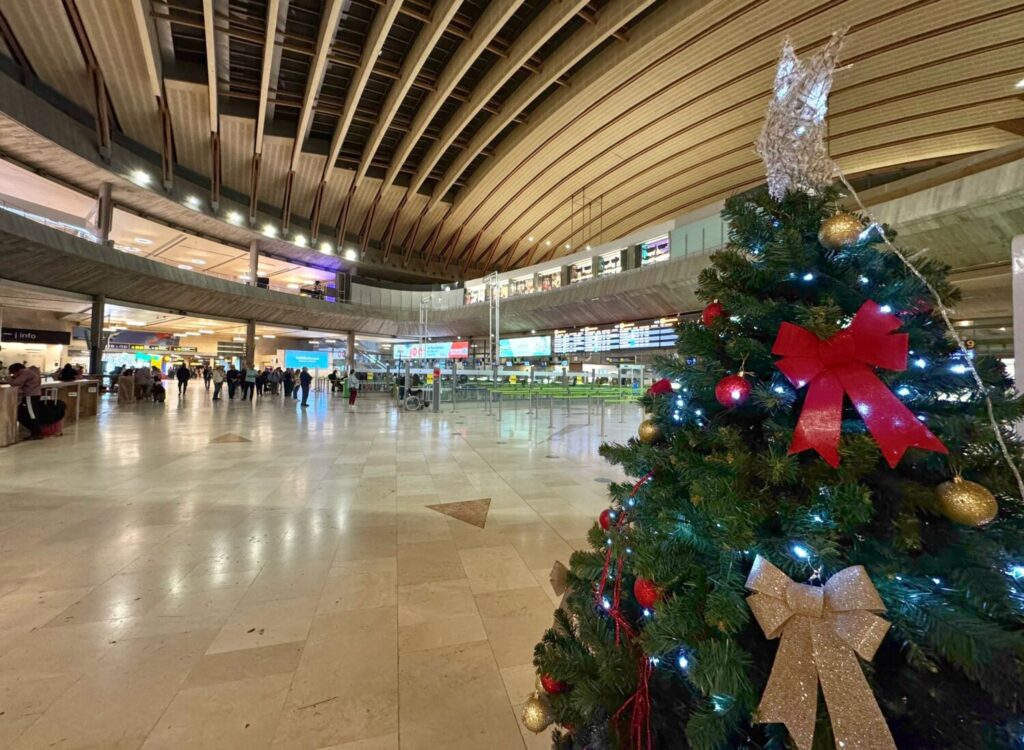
left=0, top=386, right=18, bottom=447
left=40, top=380, right=100, bottom=424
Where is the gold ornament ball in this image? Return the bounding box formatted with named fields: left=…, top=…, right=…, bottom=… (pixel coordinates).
left=521, top=692, right=554, bottom=734
left=818, top=212, right=863, bottom=250
left=936, top=477, right=998, bottom=527
left=638, top=418, right=663, bottom=444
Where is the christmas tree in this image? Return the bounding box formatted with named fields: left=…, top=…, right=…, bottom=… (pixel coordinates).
left=528, top=34, right=1024, bottom=750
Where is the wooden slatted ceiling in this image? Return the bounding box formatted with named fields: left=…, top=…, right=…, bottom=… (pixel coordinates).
left=76, top=0, right=161, bottom=153
left=0, top=0, right=91, bottom=114
left=450, top=0, right=1024, bottom=268
left=0, top=0, right=1020, bottom=277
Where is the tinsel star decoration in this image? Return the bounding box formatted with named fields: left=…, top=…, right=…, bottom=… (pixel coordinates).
left=756, top=30, right=846, bottom=201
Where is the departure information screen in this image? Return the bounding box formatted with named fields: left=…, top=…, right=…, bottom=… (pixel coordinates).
left=554, top=318, right=678, bottom=354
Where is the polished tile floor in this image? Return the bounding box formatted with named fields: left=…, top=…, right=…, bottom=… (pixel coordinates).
left=0, top=386, right=641, bottom=749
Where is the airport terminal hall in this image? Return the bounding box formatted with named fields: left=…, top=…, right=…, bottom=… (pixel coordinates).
left=2, top=1, right=1024, bottom=748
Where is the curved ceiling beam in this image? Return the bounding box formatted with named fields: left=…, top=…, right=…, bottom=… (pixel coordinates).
left=289, top=0, right=344, bottom=173
left=354, top=0, right=463, bottom=188
left=254, top=0, right=281, bottom=158
left=430, top=0, right=659, bottom=204
left=382, top=0, right=526, bottom=189
left=408, top=0, right=590, bottom=196
left=321, top=0, right=403, bottom=184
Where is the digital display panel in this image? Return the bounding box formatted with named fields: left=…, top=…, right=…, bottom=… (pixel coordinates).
left=284, top=350, right=330, bottom=369
left=392, top=341, right=469, bottom=359
left=554, top=319, right=678, bottom=354
left=499, top=336, right=552, bottom=358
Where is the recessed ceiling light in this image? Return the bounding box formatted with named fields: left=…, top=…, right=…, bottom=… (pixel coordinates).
left=287, top=283, right=299, bottom=289
left=185, top=195, right=201, bottom=209
left=294, top=234, right=307, bottom=247
left=126, top=320, right=145, bottom=326
left=198, top=329, right=214, bottom=335
left=262, top=223, right=277, bottom=237
left=227, top=210, right=242, bottom=225
left=1016, top=77, right=1024, bottom=89
left=345, top=249, right=358, bottom=261
left=586, top=245, right=591, bottom=250
left=177, top=264, right=192, bottom=270
left=133, top=237, right=153, bottom=245
left=528, top=235, right=534, bottom=242
left=262, top=334, right=276, bottom=339
left=238, top=274, right=250, bottom=280
left=565, top=243, right=570, bottom=249
left=130, top=169, right=151, bottom=186
left=545, top=240, right=552, bottom=246
left=232, top=336, right=245, bottom=342
left=319, top=241, right=333, bottom=253
left=189, top=258, right=205, bottom=265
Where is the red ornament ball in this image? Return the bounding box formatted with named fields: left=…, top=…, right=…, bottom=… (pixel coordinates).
left=599, top=508, right=614, bottom=531
left=715, top=374, right=752, bottom=407
left=702, top=301, right=727, bottom=327
left=633, top=577, right=661, bottom=609
left=540, top=674, right=571, bottom=694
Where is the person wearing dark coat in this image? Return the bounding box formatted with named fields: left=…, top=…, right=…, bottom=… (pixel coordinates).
left=176, top=364, right=192, bottom=396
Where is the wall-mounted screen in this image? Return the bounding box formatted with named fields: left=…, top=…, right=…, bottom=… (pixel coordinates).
left=284, top=350, right=330, bottom=369
left=499, top=336, right=552, bottom=358
left=392, top=341, right=469, bottom=359
left=554, top=318, right=678, bottom=354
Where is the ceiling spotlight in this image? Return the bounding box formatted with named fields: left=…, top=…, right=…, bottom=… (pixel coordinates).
left=198, top=329, right=214, bottom=335
left=185, top=195, right=201, bottom=209
left=133, top=237, right=153, bottom=245
left=531, top=329, right=536, bottom=334
left=232, top=336, right=245, bottom=342
left=586, top=244, right=591, bottom=250
left=294, top=234, right=307, bottom=247
left=1017, top=77, right=1024, bottom=89
left=126, top=320, right=145, bottom=326
left=262, top=334, right=276, bottom=339
left=319, top=241, right=333, bottom=253
left=565, top=243, right=570, bottom=249
left=287, top=283, right=299, bottom=289
left=262, top=223, right=277, bottom=237
left=189, top=258, right=206, bottom=265
left=545, top=240, right=552, bottom=246
left=528, top=235, right=534, bottom=242
left=345, top=248, right=358, bottom=261
left=130, top=169, right=151, bottom=186
left=226, top=210, right=242, bottom=224
left=176, top=264, right=192, bottom=271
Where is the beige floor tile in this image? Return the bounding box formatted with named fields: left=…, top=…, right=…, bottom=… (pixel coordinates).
left=316, top=735, right=399, bottom=750
left=458, top=545, right=539, bottom=594
left=399, top=612, right=487, bottom=653
left=475, top=587, right=559, bottom=669
left=399, top=640, right=525, bottom=750
left=206, top=596, right=319, bottom=655
left=184, top=641, right=305, bottom=688
left=396, top=540, right=466, bottom=587
left=140, top=673, right=293, bottom=750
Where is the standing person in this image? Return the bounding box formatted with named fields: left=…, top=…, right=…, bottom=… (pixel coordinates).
left=7, top=363, right=42, bottom=440
left=226, top=364, right=240, bottom=399
left=282, top=368, right=294, bottom=399
left=243, top=364, right=257, bottom=401
left=255, top=368, right=267, bottom=397
left=211, top=365, right=225, bottom=400
left=346, top=367, right=360, bottom=409
left=57, top=363, right=77, bottom=382
left=176, top=363, right=192, bottom=396
left=203, top=365, right=212, bottom=391
left=299, top=367, right=312, bottom=407
left=269, top=367, right=282, bottom=395
left=328, top=368, right=339, bottom=394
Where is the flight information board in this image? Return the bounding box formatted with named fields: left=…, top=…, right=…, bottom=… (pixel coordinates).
left=554, top=318, right=678, bottom=354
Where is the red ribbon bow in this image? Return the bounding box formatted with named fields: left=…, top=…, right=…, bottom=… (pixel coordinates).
left=647, top=378, right=674, bottom=396
left=772, top=300, right=947, bottom=468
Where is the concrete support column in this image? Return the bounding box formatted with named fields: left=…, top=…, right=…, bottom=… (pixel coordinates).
left=89, top=294, right=105, bottom=375
left=346, top=330, right=355, bottom=372
left=249, top=240, right=259, bottom=287
left=245, top=319, right=256, bottom=368
left=96, top=183, right=113, bottom=246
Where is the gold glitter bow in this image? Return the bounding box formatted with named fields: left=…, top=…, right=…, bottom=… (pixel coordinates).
left=745, top=555, right=896, bottom=750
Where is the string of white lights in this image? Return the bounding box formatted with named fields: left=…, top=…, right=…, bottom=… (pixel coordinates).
left=835, top=170, right=1024, bottom=502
